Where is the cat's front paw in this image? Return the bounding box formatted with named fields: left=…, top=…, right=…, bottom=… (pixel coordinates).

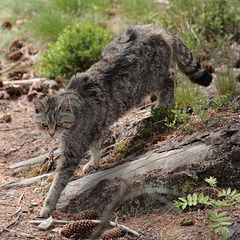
left=40, top=205, right=54, bottom=218
left=83, top=163, right=97, bottom=174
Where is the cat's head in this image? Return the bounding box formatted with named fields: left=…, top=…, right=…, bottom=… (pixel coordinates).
left=33, top=96, right=75, bottom=138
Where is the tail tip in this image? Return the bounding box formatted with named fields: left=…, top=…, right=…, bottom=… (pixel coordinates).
left=193, top=70, right=212, bottom=87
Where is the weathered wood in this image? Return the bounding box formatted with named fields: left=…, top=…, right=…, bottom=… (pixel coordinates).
left=9, top=148, right=61, bottom=173
left=2, top=78, right=46, bottom=86
left=0, top=173, right=53, bottom=190
left=57, top=144, right=209, bottom=210
left=56, top=120, right=240, bottom=215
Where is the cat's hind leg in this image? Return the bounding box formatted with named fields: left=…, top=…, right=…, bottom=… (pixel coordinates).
left=83, top=138, right=101, bottom=174
left=155, top=72, right=175, bottom=109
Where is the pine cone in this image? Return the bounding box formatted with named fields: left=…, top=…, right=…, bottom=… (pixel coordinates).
left=61, top=220, right=97, bottom=238
left=76, top=209, right=100, bottom=220
left=102, top=228, right=126, bottom=240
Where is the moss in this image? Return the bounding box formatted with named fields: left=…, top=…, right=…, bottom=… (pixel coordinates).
left=181, top=179, right=200, bottom=194
left=27, top=167, right=41, bottom=178
left=115, top=138, right=147, bottom=160
left=178, top=217, right=195, bottom=226
left=47, top=174, right=54, bottom=183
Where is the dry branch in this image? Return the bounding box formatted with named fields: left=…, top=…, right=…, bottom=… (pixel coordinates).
left=0, top=173, right=53, bottom=190
left=9, top=148, right=61, bottom=174
left=2, top=78, right=46, bottom=86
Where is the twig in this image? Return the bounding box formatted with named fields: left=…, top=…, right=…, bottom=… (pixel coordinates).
left=0, top=214, right=21, bottom=234
left=0, top=60, right=23, bottom=74
left=41, top=147, right=58, bottom=167
left=0, top=206, right=22, bottom=220
left=93, top=220, right=140, bottom=237
left=28, top=219, right=140, bottom=236
left=4, top=143, right=24, bottom=157
left=7, top=43, right=33, bottom=58
left=18, top=193, right=25, bottom=204
left=29, top=219, right=73, bottom=225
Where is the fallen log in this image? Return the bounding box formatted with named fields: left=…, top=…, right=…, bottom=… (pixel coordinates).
left=9, top=148, right=61, bottom=174
left=0, top=173, right=53, bottom=190
left=56, top=120, right=240, bottom=215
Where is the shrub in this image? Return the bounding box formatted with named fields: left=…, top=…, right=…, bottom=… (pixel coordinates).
left=40, top=22, right=112, bottom=79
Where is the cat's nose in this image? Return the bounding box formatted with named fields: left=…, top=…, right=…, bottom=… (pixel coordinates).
left=49, top=133, right=55, bottom=137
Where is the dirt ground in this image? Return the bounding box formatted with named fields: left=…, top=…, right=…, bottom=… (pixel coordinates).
left=1, top=93, right=240, bottom=240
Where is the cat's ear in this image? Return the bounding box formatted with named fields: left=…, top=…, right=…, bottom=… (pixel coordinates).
left=58, top=96, right=72, bottom=113
left=34, top=99, right=46, bottom=114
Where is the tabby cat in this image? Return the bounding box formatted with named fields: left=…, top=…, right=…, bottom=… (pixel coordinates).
left=34, top=24, right=212, bottom=217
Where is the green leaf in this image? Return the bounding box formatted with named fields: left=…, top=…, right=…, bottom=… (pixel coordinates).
left=227, top=187, right=231, bottom=195
left=208, top=210, right=218, bottom=220
left=178, top=197, right=187, bottom=203
left=182, top=202, right=187, bottom=210
left=193, top=193, right=198, bottom=201
left=219, top=217, right=231, bottom=222
left=215, top=227, right=222, bottom=233
left=222, top=229, right=227, bottom=239
left=192, top=201, right=198, bottom=206
left=221, top=227, right=230, bottom=239
left=209, top=216, right=218, bottom=221
left=211, top=222, right=220, bottom=228
left=174, top=202, right=182, bottom=208
left=198, top=192, right=204, bottom=202
left=187, top=194, right=192, bottom=202
left=218, top=212, right=227, bottom=218
left=203, top=196, right=209, bottom=202
left=220, top=222, right=232, bottom=226
left=230, top=189, right=237, bottom=196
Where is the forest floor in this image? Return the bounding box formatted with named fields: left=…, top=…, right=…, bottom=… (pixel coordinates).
left=0, top=91, right=240, bottom=240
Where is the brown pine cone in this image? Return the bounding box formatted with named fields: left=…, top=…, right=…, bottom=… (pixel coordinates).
left=102, top=228, right=126, bottom=240
left=61, top=220, right=97, bottom=238
left=76, top=209, right=100, bottom=220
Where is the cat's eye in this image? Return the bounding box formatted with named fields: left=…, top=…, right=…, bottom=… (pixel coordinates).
left=56, top=123, right=63, bottom=129
left=42, top=123, right=48, bottom=128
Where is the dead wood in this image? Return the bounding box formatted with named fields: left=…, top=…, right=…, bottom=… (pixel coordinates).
left=2, top=78, right=46, bottom=86
left=9, top=148, right=61, bottom=174
left=0, top=173, right=53, bottom=190
left=56, top=120, right=240, bottom=215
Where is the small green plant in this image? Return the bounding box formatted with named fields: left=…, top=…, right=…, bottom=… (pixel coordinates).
left=140, top=106, right=175, bottom=137
left=210, top=94, right=231, bottom=112
left=174, top=177, right=240, bottom=239
left=40, top=22, right=112, bottom=79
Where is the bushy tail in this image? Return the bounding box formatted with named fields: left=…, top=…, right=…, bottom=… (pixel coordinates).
left=172, top=36, right=212, bottom=87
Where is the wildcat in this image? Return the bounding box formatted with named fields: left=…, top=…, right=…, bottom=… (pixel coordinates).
left=34, top=24, right=212, bottom=217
